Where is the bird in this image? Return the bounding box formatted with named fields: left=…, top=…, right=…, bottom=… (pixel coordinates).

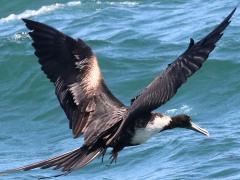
left=1, top=7, right=236, bottom=177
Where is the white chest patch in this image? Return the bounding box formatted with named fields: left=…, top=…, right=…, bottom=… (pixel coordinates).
left=131, top=115, right=171, bottom=145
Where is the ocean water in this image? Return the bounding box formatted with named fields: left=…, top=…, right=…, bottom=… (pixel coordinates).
left=0, top=0, right=240, bottom=179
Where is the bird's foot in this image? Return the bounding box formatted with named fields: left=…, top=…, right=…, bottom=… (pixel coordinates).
left=101, top=149, right=107, bottom=163
left=109, top=151, right=118, bottom=164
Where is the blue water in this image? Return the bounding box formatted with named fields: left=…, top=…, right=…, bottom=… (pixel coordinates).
left=0, top=0, right=240, bottom=179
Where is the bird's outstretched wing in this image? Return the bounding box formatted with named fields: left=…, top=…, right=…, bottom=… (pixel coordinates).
left=107, top=7, right=236, bottom=145
left=23, top=19, right=125, bottom=139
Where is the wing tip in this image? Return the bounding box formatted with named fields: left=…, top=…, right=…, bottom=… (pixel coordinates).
left=22, top=18, right=36, bottom=30
left=227, top=6, right=237, bottom=21
left=22, top=18, right=32, bottom=24
left=223, top=6, right=237, bottom=26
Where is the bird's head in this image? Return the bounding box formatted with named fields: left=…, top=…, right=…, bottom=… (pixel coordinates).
left=164, top=114, right=209, bottom=136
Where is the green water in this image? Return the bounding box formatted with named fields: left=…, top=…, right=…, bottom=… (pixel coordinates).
left=0, top=0, right=240, bottom=179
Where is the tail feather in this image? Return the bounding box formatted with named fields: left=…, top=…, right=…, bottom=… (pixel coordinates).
left=62, top=151, right=86, bottom=171
left=71, top=149, right=103, bottom=170
left=0, top=146, right=104, bottom=176
left=42, top=148, right=82, bottom=170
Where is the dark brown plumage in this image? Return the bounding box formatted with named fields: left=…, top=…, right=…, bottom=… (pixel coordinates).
left=0, top=7, right=236, bottom=177
left=107, top=7, right=236, bottom=146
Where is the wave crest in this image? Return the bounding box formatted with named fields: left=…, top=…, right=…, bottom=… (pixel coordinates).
left=96, top=1, right=138, bottom=6
left=0, top=1, right=81, bottom=23
left=166, top=105, right=193, bottom=115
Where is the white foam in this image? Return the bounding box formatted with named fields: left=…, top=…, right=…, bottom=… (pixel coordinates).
left=96, top=1, right=138, bottom=6
left=10, top=32, right=29, bottom=41
left=166, top=104, right=192, bottom=115
left=0, top=1, right=81, bottom=23
left=67, top=1, right=81, bottom=6
left=109, top=2, right=138, bottom=6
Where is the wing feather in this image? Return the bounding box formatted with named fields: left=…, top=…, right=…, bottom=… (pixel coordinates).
left=130, top=7, right=236, bottom=114
left=23, top=19, right=124, bottom=139
left=107, top=7, right=236, bottom=145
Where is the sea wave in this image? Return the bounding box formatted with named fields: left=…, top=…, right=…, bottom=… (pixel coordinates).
left=165, top=104, right=193, bottom=115
left=0, top=1, right=239, bottom=179
left=96, top=1, right=139, bottom=6
left=8, top=32, right=30, bottom=42
left=0, top=1, right=81, bottom=23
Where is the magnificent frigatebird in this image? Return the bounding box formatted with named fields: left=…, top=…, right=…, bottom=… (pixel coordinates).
left=1, top=7, right=236, bottom=176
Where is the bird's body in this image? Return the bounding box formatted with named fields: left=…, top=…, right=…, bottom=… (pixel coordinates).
left=130, top=114, right=171, bottom=145
left=0, top=7, right=236, bottom=177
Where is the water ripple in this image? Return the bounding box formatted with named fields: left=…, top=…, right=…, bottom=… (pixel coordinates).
left=0, top=0, right=240, bottom=179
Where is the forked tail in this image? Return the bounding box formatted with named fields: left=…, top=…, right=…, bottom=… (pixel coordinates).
left=0, top=146, right=104, bottom=176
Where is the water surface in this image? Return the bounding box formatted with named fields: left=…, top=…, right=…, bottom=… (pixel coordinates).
left=0, top=0, right=240, bottom=179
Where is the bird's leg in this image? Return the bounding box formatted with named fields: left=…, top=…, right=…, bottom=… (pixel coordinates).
left=109, top=150, right=118, bottom=164
left=101, top=149, right=107, bottom=163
